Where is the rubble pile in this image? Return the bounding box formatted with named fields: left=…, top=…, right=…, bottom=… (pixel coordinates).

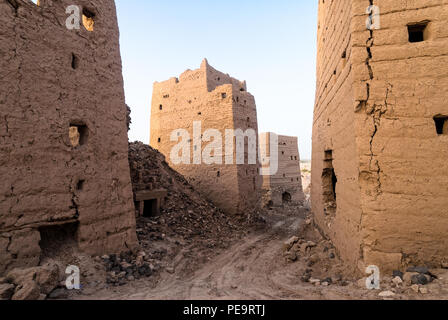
left=0, top=263, right=61, bottom=300
left=372, top=266, right=441, bottom=298
left=128, top=142, right=260, bottom=276
left=282, top=217, right=447, bottom=298
left=129, top=142, right=246, bottom=239
left=282, top=218, right=350, bottom=287
left=103, top=251, right=162, bottom=286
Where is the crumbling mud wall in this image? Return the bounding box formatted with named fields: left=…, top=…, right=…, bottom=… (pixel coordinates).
left=312, top=0, right=448, bottom=273
left=150, top=59, right=261, bottom=214
left=260, top=133, right=305, bottom=207
left=0, top=0, right=137, bottom=275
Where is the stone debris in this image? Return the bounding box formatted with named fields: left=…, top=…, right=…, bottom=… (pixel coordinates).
left=411, top=284, right=420, bottom=293
left=2, top=263, right=61, bottom=300
left=392, top=276, right=403, bottom=287
left=283, top=237, right=299, bottom=251
left=407, top=266, right=429, bottom=275
left=129, top=142, right=256, bottom=242
left=0, top=283, right=15, bottom=300
left=103, top=252, right=157, bottom=286
left=441, top=260, right=448, bottom=269
left=47, top=288, right=68, bottom=300
left=392, top=270, right=404, bottom=279
left=378, top=290, right=395, bottom=298
left=123, top=142, right=262, bottom=280
left=284, top=219, right=351, bottom=288
left=411, top=274, right=430, bottom=286
left=284, top=250, right=298, bottom=263
left=357, top=278, right=367, bottom=289
left=419, top=287, right=429, bottom=295
left=285, top=217, right=351, bottom=286
left=403, top=272, right=420, bottom=286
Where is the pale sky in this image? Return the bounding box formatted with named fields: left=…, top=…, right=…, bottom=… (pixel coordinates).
left=115, top=0, right=318, bottom=159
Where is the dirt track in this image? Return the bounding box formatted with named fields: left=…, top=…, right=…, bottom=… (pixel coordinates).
left=73, top=208, right=398, bottom=300
left=69, top=163, right=448, bottom=301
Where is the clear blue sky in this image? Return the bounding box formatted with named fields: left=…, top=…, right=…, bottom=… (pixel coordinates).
left=115, top=0, right=318, bottom=160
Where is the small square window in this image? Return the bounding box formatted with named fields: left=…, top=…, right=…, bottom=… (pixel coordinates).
left=69, top=123, right=88, bottom=147
left=408, top=22, right=429, bottom=43
left=434, top=115, right=448, bottom=135
left=76, top=180, right=85, bottom=191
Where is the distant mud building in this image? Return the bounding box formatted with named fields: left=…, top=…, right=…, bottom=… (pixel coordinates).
left=0, top=0, right=137, bottom=275
left=312, top=0, right=448, bottom=272
left=150, top=59, right=262, bottom=214
left=259, top=133, right=304, bottom=207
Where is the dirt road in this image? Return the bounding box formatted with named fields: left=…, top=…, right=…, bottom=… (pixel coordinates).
left=73, top=208, right=387, bottom=300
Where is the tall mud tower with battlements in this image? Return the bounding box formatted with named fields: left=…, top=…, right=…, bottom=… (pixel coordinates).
left=150, top=59, right=262, bottom=215
left=312, top=0, right=448, bottom=273
left=0, top=0, right=137, bottom=275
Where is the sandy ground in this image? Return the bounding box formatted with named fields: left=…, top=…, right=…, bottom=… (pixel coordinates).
left=301, top=161, right=311, bottom=197
left=66, top=166, right=448, bottom=300
left=70, top=209, right=448, bottom=300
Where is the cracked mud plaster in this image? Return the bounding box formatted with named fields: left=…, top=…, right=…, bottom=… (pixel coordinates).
left=0, top=0, right=137, bottom=275
left=312, top=0, right=448, bottom=273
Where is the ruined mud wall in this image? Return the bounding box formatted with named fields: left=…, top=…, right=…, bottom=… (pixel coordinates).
left=150, top=60, right=261, bottom=214
left=313, top=0, right=448, bottom=272
left=312, top=0, right=362, bottom=272
left=0, top=0, right=137, bottom=275
left=353, top=0, right=448, bottom=271
left=260, top=133, right=305, bottom=206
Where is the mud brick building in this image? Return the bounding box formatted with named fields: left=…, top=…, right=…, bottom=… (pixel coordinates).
left=312, top=0, right=448, bottom=272
left=0, top=0, right=137, bottom=275
left=259, top=133, right=304, bottom=207
left=150, top=59, right=262, bottom=214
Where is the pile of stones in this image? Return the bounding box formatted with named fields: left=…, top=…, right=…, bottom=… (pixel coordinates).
left=0, top=263, right=62, bottom=300
left=103, top=251, right=162, bottom=286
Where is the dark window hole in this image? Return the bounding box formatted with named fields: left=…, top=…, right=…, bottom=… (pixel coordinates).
left=39, top=222, right=79, bottom=259
left=434, top=115, right=448, bottom=135
left=143, top=199, right=158, bottom=217
left=76, top=180, right=85, bottom=191
left=82, top=8, right=95, bottom=32
left=408, top=22, right=429, bottom=43
left=282, top=192, right=292, bottom=203
left=69, top=123, right=88, bottom=147
left=71, top=54, right=79, bottom=70
left=322, top=150, right=337, bottom=215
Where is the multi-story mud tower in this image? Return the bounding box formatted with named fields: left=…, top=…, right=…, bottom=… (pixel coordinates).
left=312, top=0, right=448, bottom=273
left=259, top=133, right=305, bottom=207
left=150, top=59, right=262, bottom=214
left=0, top=0, right=137, bottom=275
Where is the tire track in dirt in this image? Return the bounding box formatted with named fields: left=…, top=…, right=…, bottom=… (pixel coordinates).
left=78, top=212, right=329, bottom=300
